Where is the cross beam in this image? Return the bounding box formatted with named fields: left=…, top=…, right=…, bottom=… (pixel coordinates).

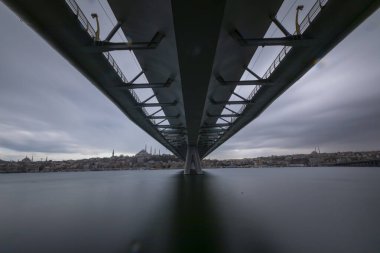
left=216, top=74, right=272, bottom=86
left=207, top=113, right=241, bottom=118
left=210, top=97, right=252, bottom=105
left=148, top=114, right=179, bottom=119
left=157, top=125, right=184, bottom=130
left=121, top=78, right=174, bottom=89
left=137, top=100, right=177, bottom=107
left=203, top=123, right=232, bottom=128
left=231, top=29, right=308, bottom=47
left=91, top=32, right=165, bottom=52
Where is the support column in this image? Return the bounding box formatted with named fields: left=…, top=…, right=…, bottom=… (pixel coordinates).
left=184, top=146, right=203, bottom=175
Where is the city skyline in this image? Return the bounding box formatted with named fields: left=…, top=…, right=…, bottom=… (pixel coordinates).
left=0, top=1, right=380, bottom=161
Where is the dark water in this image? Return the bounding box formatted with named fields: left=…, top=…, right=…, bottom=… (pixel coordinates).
left=1, top=167, right=380, bottom=253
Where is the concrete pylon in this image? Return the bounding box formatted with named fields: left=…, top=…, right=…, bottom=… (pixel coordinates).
left=184, top=146, right=203, bottom=175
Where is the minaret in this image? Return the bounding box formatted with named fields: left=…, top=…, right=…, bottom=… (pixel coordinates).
left=112, top=149, right=114, bottom=158
left=150, top=146, right=152, bottom=155
left=159, top=149, right=161, bottom=156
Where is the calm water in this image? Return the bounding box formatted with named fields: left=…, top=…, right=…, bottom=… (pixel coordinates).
left=1, top=167, right=379, bottom=253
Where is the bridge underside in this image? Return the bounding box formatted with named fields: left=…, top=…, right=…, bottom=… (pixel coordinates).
left=3, top=0, right=380, bottom=172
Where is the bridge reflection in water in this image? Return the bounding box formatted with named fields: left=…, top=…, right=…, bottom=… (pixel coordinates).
left=127, top=171, right=279, bottom=253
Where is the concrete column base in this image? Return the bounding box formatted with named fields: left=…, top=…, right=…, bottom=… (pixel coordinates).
left=184, top=146, right=203, bottom=175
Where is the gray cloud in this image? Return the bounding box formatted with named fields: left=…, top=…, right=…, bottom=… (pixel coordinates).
left=0, top=2, right=164, bottom=160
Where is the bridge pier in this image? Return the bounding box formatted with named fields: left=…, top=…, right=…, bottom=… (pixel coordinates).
left=184, top=146, right=203, bottom=175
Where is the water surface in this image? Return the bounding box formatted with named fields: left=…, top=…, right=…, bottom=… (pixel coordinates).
left=1, top=167, right=379, bottom=253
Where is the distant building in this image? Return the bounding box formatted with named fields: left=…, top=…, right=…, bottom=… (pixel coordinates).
left=21, top=156, right=32, bottom=163
left=135, top=149, right=150, bottom=158
left=135, top=149, right=151, bottom=163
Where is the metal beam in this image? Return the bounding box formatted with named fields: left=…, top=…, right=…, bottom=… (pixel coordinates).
left=207, top=113, right=241, bottom=118
left=162, top=135, right=185, bottom=139
left=141, top=94, right=155, bottom=104
left=216, top=74, right=272, bottom=86
left=203, top=123, right=232, bottom=128
left=199, top=128, right=225, bottom=134
left=161, top=130, right=185, bottom=135
left=224, top=106, right=239, bottom=115
left=148, top=108, right=163, bottom=117
left=219, top=117, right=231, bottom=124
left=165, top=135, right=182, bottom=139
left=231, top=29, right=308, bottom=47
left=232, top=92, right=248, bottom=102
left=210, top=98, right=251, bottom=105
left=137, top=100, right=177, bottom=107
left=241, top=36, right=307, bottom=47
left=148, top=114, right=179, bottom=119
left=91, top=32, right=165, bottom=52
left=156, top=125, right=184, bottom=129
left=121, top=78, right=174, bottom=89
left=155, top=118, right=167, bottom=125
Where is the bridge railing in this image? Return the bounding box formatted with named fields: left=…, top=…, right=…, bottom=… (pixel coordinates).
left=262, top=0, right=329, bottom=80
left=65, top=0, right=155, bottom=124
left=223, top=0, right=330, bottom=129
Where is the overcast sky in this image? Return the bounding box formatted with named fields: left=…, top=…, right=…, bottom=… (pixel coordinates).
left=0, top=1, right=379, bottom=161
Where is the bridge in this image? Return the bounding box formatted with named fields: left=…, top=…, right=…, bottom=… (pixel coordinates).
left=3, top=0, right=379, bottom=174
